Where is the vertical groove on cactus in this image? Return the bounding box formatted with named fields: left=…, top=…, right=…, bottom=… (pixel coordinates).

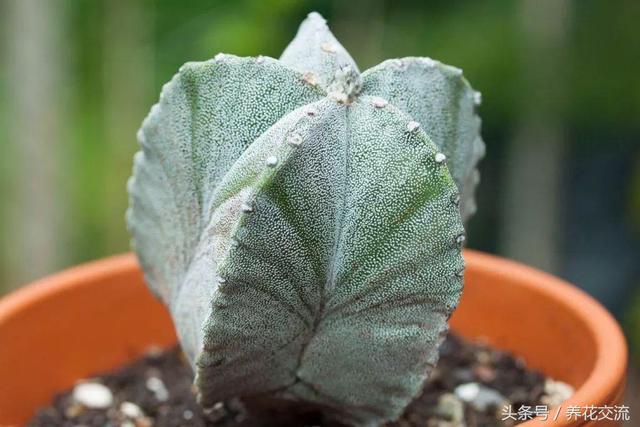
left=128, top=11, right=483, bottom=427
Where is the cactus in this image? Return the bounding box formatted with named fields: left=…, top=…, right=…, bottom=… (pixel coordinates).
left=127, top=11, right=484, bottom=426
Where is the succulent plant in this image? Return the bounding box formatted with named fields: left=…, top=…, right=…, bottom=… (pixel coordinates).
left=127, top=11, right=484, bottom=426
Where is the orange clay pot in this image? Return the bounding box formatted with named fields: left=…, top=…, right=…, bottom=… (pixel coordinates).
left=0, top=250, right=627, bottom=426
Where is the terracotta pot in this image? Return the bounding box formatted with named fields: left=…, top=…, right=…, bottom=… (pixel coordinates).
left=0, top=251, right=627, bottom=426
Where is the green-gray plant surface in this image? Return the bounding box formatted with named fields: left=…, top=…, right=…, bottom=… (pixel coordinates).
left=127, top=12, right=484, bottom=426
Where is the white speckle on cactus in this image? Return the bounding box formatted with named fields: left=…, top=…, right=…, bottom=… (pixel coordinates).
left=371, top=97, right=388, bottom=108
left=452, top=194, right=461, bottom=206
left=407, top=121, right=420, bottom=132
left=455, top=269, right=464, bottom=278
left=473, top=91, right=482, bottom=106
left=321, top=42, right=337, bottom=53
left=255, top=55, right=265, bottom=64
left=217, top=277, right=226, bottom=284
left=456, top=233, right=466, bottom=245
left=303, top=71, right=317, bottom=86
left=214, top=53, right=226, bottom=61
left=328, top=90, right=348, bottom=104
left=72, top=382, right=113, bottom=409
left=393, top=59, right=406, bottom=69
left=420, top=57, right=437, bottom=67
left=287, top=133, right=303, bottom=147
left=265, top=156, right=278, bottom=167
left=241, top=203, right=253, bottom=213
left=435, top=152, right=447, bottom=163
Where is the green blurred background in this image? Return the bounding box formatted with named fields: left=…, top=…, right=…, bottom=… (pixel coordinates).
left=1, top=0, right=639, bottom=407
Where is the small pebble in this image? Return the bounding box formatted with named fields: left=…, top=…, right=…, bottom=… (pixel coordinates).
left=473, top=364, right=496, bottom=383
left=145, top=376, right=169, bottom=402
left=136, top=417, right=153, bottom=427
left=454, top=382, right=507, bottom=411
left=475, top=349, right=492, bottom=365
left=433, top=393, right=464, bottom=423
left=541, top=378, right=574, bottom=406
left=120, top=401, right=144, bottom=419
left=72, top=382, right=114, bottom=409
left=204, top=401, right=226, bottom=423
left=455, top=382, right=480, bottom=401
left=64, top=401, right=85, bottom=418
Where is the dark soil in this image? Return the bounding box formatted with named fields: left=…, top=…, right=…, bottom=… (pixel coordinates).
left=28, top=334, right=552, bottom=427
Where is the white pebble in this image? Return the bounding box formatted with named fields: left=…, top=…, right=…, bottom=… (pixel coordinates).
left=120, top=401, right=144, bottom=419
left=542, top=378, right=574, bottom=406
left=454, top=382, right=479, bottom=401
left=146, top=376, right=169, bottom=401
left=434, top=393, right=464, bottom=423
left=72, top=382, right=114, bottom=409
left=454, top=382, right=507, bottom=411
left=406, top=121, right=420, bottom=132
left=435, top=152, right=447, bottom=163
left=204, top=402, right=226, bottom=422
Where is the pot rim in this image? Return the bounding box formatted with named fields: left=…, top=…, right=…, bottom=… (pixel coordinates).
left=464, top=250, right=628, bottom=427
left=0, top=251, right=628, bottom=427
left=0, top=253, right=137, bottom=328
